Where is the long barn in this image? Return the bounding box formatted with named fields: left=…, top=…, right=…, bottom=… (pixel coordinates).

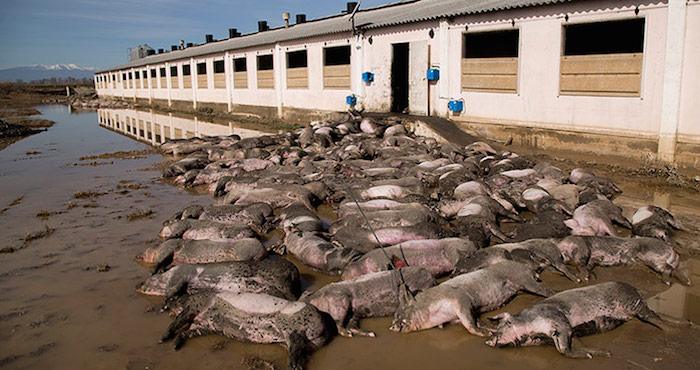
left=94, top=0, right=700, bottom=169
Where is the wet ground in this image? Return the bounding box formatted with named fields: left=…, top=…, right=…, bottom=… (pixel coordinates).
left=0, top=105, right=698, bottom=370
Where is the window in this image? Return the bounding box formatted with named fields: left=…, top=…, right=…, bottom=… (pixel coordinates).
left=151, top=69, right=156, bottom=78
left=286, top=50, right=308, bottom=89
left=257, top=55, right=274, bottom=89
left=233, top=57, right=248, bottom=89
left=197, top=62, right=208, bottom=89
left=560, top=18, right=644, bottom=97
left=213, top=60, right=225, bottom=73
left=234, top=58, right=247, bottom=72
left=213, top=60, right=225, bottom=89
left=182, top=64, right=191, bottom=88
left=170, top=66, right=179, bottom=89
left=323, top=45, right=351, bottom=89
left=462, top=30, right=519, bottom=93
left=159, top=67, right=166, bottom=89
left=324, top=46, right=351, bottom=66
left=135, top=71, right=140, bottom=79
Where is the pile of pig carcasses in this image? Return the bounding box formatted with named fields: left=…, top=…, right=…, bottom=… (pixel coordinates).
left=135, top=113, right=692, bottom=369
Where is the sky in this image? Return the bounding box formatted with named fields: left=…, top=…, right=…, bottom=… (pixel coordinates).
left=0, top=0, right=390, bottom=70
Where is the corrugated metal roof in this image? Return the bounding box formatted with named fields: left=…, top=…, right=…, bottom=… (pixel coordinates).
left=100, top=0, right=569, bottom=73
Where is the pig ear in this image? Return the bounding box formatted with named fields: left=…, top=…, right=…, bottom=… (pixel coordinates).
left=488, top=312, right=511, bottom=322
left=398, top=283, right=416, bottom=306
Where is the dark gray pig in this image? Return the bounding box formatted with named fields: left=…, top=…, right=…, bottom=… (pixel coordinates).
left=487, top=282, right=675, bottom=358
left=341, top=238, right=477, bottom=280
left=390, top=261, right=555, bottom=336
left=284, top=231, right=362, bottom=275
left=302, top=267, right=436, bottom=337
left=632, top=205, right=681, bottom=242
left=555, top=235, right=691, bottom=285
left=138, top=258, right=300, bottom=300
left=167, top=202, right=272, bottom=232
left=161, top=292, right=327, bottom=370
left=137, top=238, right=268, bottom=274
left=158, top=219, right=255, bottom=240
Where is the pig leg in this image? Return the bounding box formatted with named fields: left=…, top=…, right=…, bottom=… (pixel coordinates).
left=455, top=299, right=490, bottom=337
left=328, top=295, right=354, bottom=338
left=515, top=276, right=557, bottom=297
left=173, top=324, right=212, bottom=350
left=286, top=331, right=309, bottom=370
left=485, top=220, right=509, bottom=242
left=599, top=219, right=618, bottom=236
left=553, top=326, right=609, bottom=358
left=633, top=303, right=674, bottom=331
left=152, top=252, right=175, bottom=275
left=550, top=259, right=582, bottom=283
left=163, top=280, right=188, bottom=302
left=345, top=314, right=376, bottom=338
left=673, top=269, right=691, bottom=286
left=160, top=309, right=195, bottom=343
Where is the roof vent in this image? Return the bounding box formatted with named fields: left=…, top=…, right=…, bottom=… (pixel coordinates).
left=258, top=21, right=269, bottom=32
left=205, top=34, right=214, bottom=43
left=296, top=14, right=306, bottom=24
left=346, top=2, right=358, bottom=14
left=187, top=42, right=193, bottom=48
left=158, top=49, right=164, bottom=54
left=283, top=13, right=290, bottom=28
left=171, top=45, right=177, bottom=51
left=229, top=28, right=240, bottom=38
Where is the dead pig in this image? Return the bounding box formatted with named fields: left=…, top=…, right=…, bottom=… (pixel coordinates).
left=487, top=282, right=676, bottom=358
left=390, top=261, right=555, bottom=336
left=158, top=219, right=255, bottom=240
left=555, top=235, right=691, bottom=285
left=302, top=267, right=436, bottom=337
left=138, top=258, right=300, bottom=300
left=565, top=199, right=631, bottom=236
left=332, top=222, right=445, bottom=253
left=632, top=205, right=681, bottom=242
left=136, top=238, right=268, bottom=274
left=283, top=231, right=362, bottom=275
left=167, top=202, right=272, bottom=232
left=341, top=238, right=477, bottom=280
left=161, top=292, right=327, bottom=370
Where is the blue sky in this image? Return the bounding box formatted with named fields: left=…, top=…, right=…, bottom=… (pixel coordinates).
left=0, top=0, right=390, bottom=70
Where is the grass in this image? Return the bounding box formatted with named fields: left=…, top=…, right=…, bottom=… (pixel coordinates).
left=126, top=208, right=155, bottom=221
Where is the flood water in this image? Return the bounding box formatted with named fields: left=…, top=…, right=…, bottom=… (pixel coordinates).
left=0, top=106, right=698, bottom=369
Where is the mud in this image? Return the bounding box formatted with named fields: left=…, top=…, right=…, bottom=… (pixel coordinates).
left=0, top=106, right=698, bottom=370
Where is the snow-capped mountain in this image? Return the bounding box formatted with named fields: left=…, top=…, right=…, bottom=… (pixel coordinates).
left=0, top=64, right=99, bottom=82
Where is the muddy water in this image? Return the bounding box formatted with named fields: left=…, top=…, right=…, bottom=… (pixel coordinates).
left=0, top=106, right=698, bottom=370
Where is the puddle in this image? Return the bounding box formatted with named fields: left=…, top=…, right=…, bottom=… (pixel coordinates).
left=0, top=105, right=698, bottom=369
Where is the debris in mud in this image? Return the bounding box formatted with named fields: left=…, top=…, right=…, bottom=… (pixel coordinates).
left=117, top=182, right=148, bottom=190
left=79, top=149, right=155, bottom=161
left=68, top=160, right=113, bottom=167
left=97, top=344, right=119, bottom=352
left=242, top=356, right=278, bottom=370
left=97, top=264, right=111, bottom=272
left=25, top=151, right=41, bottom=155
left=0, top=245, right=19, bottom=253
left=126, top=208, right=155, bottom=221
left=9, top=195, right=24, bottom=206
left=28, top=343, right=55, bottom=357
left=35, top=209, right=64, bottom=219
left=211, top=340, right=228, bottom=351
left=21, top=225, right=53, bottom=245
left=73, top=190, right=105, bottom=199
left=0, top=118, right=47, bottom=138
left=66, top=201, right=78, bottom=209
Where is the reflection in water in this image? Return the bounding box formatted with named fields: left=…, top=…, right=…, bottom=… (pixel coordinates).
left=649, top=258, right=700, bottom=323
left=97, top=108, right=266, bottom=145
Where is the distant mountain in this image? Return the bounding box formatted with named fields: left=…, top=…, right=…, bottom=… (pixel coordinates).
left=0, top=64, right=99, bottom=83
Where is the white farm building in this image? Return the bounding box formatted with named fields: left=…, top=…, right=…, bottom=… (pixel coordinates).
left=94, top=0, right=700, bottom=169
